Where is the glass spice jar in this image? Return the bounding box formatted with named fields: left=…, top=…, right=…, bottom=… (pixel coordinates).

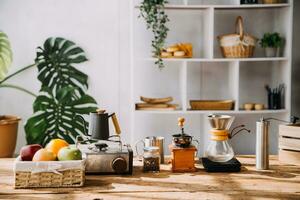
left=143, top=146, right=160, bottom=172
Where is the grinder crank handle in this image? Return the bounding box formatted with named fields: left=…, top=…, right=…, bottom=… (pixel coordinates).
left=178, top=117, right=185, bottom=134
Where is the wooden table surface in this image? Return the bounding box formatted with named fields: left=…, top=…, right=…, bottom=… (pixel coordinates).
left=0, top=156, right=300, bottom=200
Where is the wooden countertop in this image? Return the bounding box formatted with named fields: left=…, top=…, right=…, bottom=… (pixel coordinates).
left=0, top=156, right=300, bottom=200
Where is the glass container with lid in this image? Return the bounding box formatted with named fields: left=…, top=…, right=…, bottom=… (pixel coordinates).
left=205, top=115, right=235, bottom=162
left=143, top=146, right=160, bottom=172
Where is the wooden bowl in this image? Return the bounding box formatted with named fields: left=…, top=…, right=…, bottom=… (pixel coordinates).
left=255, top=104, right=264, bottom=110
left=244, top=103, right=255, bottom=111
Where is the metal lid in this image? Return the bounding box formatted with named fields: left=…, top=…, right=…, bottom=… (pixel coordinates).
left=144, top=146, right=159, bottom=153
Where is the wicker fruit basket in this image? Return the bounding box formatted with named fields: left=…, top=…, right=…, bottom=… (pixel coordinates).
left=218, top=16, right=257, bottom=58
left=190, top=100, right=235, bottom=110
left=14, top=156, right=86, bottom=188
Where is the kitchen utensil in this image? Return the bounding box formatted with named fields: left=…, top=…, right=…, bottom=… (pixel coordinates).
left=254, top=104, right=264, bottom=110
left=140, top=96, right=173, bottom=104
left=244, top=103, right=255, bottom=111
left=205, top=115, right=250, bottom=163
left=88, top=109, right=121, bottom=140
left=143, top=146, right=160, bottom=172
left=202, top=157, right=241, bottom=172
left=265, top=84, right=285, bottom=109
left=135, top=136, right=165, bottom=164
left=172, top=117, right=199, bottom=148
left=207, top=114, right=235, bottom=130
left=255, top=116, right=299, bottom=170
left=256, top=118, right=270, bottom=170
left=190, top=100, right=234, bottom=110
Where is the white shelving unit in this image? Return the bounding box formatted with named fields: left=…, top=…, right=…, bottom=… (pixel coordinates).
left=130, top=0, right=293, bottom=155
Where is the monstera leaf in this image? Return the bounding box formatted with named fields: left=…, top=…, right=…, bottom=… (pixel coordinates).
left=36, top=37, right=88, bottom=95
left=25, top=86, right=97, bottom=145
left=0, top=31, right=13, bottom=81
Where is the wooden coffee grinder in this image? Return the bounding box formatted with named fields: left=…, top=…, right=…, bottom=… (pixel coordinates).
left=169, top=117, right=197, bottom=172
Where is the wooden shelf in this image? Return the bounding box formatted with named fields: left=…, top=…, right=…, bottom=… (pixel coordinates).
left=135, top=109, right=288, bottom=114
left=131, top=0, right=293, bottom=152
left=135, top=3, right=290, bottom=10
left=140, top=57, right=288, bottom=63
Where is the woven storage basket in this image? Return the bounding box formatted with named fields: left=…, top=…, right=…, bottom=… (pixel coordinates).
left=190, top=100, right=234, bottom=110
left=218, top=16, right=257, bottom=58
left=14, top=156, right=85, bottom=188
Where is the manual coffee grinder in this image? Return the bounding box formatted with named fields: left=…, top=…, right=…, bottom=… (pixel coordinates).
left=203, top=114, right=250, bottom=172
left=169, top=117, right=198, bottom=172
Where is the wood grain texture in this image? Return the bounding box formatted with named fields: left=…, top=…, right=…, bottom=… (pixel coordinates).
left=279, top=149, right=300, bottom=165
left=279, top=137, right=300, bottom=151
left=279, top=124, right=300, bottom=139
left=1, top=156, right=300, bottom=200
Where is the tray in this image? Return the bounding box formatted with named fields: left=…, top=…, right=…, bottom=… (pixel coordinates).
left=189, top=100, right=235, bottom=110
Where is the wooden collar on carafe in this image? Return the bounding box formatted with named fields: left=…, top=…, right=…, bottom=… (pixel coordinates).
left=209, top=129, right=229, bottom=141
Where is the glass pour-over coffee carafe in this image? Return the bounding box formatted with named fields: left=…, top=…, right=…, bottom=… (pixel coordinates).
left=205, top=115, right=235, bottom=162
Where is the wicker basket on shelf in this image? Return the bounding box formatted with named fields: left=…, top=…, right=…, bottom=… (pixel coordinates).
left=218, top=16, right=257, bottom=58
left=14, top=156, right=85, bottom=188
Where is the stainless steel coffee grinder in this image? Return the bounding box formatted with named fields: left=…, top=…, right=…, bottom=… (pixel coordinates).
left=256, top=116, right=299, bottom=170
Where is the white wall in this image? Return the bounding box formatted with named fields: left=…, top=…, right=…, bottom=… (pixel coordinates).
left=0, top=0, right=131, bottom=152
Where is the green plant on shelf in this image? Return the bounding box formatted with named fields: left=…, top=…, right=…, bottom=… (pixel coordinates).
left=0, top=32, right=97, bottom=145
left=259, top=32, right=283, bottom=48
left=139, top=0, right=169, bottom=69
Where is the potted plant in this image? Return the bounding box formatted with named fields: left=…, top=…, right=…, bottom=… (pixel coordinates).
left=0, top=31, right=23, bottom=157
left=260, top=32, right=283, bottom=57
left=139, top=0, right=169, bottom=69
left=0, top=31, right=97, bottom=156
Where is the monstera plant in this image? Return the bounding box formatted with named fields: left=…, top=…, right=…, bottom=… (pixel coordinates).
left=0, top=32, right=13, bottom=81
left=25, top=38, right=98, bottom=145
left=0, top=33, right=97, bottom=145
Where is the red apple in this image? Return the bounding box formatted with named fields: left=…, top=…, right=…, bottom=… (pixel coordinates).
left=20, top=144, right=43, bottom=161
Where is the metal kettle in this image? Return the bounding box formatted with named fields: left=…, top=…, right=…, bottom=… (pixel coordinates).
left=89, top=109, right=121, bottom=140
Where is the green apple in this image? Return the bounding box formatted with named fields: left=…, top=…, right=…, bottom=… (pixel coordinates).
left=57, top=146, right=82, bottom=161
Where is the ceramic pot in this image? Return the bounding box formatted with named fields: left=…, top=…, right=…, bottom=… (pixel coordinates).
left=0, top=115, right=21, bottom=157
left=265, top=47, right=279, bottom=57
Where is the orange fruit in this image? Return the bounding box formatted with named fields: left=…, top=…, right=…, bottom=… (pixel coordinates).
left=45, top=139, right=69, bottom=156
left=32, top=148, right=56, bottom=161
